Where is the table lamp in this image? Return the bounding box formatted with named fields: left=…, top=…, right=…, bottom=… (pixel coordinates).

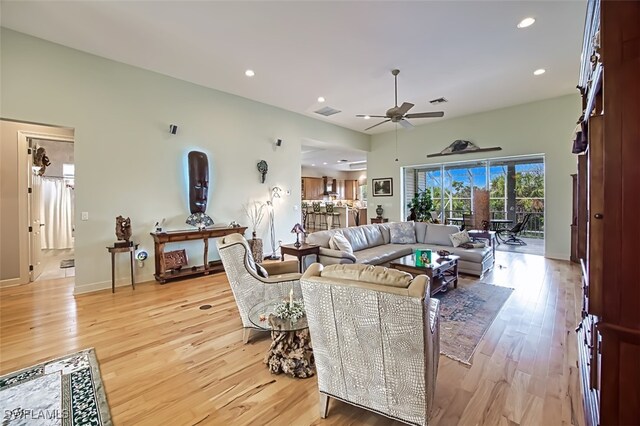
left=291, top=223, right=306, bottom=248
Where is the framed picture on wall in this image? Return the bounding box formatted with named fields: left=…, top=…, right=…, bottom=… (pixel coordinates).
left=372, top=178, right=393, bottom=197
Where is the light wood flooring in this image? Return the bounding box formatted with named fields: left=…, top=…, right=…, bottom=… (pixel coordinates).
left=495, top=237, right=545, bottom=257
left=0, top=251, right=585, bottom=425
left=35, top=248, right=75, bottom=281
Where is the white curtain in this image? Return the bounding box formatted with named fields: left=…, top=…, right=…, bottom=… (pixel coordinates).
left=41, top=177, right=74, bottom=249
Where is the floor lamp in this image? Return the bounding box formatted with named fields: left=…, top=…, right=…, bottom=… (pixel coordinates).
left=266, top=186, right=282, bottom=260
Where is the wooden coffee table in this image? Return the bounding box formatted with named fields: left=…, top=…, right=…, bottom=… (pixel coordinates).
left=389, top=254, right=460, bottom=295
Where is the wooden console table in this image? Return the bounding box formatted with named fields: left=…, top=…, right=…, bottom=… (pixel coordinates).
left=150, top=227, right=247, bottom=283
left=370, top=217, right=389, bottom=224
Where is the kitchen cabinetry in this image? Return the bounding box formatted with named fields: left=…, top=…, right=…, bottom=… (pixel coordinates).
left=301, top=177, right=323, bottom=200
left=344, top=180, right=358, bottom=200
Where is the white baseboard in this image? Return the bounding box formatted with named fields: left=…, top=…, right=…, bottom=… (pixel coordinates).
left=74, top=272, right=155, bottom=295
left=0, top=277, right=23, bottom=288
left=545, top=252, right=570, bottom=261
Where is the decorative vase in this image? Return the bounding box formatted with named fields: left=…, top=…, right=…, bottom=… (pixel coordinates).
left=248, top=237, right=263, bottom=264
left=376, top=205, right=384, bottom=218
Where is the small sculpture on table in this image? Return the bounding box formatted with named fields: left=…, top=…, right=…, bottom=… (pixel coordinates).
left=115, top=215, right=133, bottom=247
left=185, top=151, right=214, bottom=229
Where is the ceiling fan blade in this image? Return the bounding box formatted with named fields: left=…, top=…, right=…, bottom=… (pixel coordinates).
left=404, top=111, right=445, bottom=119
left=356, top=114, right=387, bottom=118
left=399, top=119, right=414, bottom=129
left=364, top=119, right=391, bottom=131
left=397, top=102, right=414, bottom=115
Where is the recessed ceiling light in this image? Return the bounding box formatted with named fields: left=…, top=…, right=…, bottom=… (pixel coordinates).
left=364, top=115, right=371, bottom=120
left=317, top=96, right=325, bottom=103
left=323, top=162, right=328, bottom=165
left=517, top=17, right=536, bottom=28
left=311, top=164, right=316, bottom=166
left=533, top=68, right=546, bottom=76
left=245, top=69, right=255, bottom=77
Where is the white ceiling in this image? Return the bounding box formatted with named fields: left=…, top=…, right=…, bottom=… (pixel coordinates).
left=301, top=144, right=367, bottom=172
left=1, top=1, right=586, bottom=137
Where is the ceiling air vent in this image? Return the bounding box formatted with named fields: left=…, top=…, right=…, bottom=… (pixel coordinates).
left=314, top=106, right=342, bottom=116
left=429, top=97, right=448, bottom=105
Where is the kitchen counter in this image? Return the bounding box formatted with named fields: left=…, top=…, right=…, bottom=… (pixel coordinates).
left=304, top=204, right=367, bottom=228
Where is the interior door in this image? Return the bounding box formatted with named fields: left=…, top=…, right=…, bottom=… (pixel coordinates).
left=28, top=140, right=44, bottom=281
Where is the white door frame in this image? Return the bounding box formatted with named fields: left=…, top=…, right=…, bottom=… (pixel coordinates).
left=17, top=131, right=75, bottom=284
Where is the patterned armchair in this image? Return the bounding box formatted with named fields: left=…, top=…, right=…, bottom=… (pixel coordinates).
left=301, top=263, right=440, bottom=425
left=217, top=233, right=302, bottom=343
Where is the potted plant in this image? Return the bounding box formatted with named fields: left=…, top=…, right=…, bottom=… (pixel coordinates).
left=407, top=190, right=433, bottom=222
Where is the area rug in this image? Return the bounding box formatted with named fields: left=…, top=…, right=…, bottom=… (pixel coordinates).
left=433, top=281, right=513, bottom=365
left=59, top=259, right=74, bottom=269
left=0, top=348, right=112, bottom=425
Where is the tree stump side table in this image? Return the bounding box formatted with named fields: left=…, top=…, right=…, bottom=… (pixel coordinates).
left=248, top=299, right=314, bottom=378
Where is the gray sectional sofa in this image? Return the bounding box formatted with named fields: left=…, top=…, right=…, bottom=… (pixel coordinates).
left=305, top=221, right=494, bottom=277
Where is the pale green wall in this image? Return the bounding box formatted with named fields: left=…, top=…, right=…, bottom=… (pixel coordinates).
left=0, top=29, right=369, bottom=292
left=368, top=94, right=580, bottom=259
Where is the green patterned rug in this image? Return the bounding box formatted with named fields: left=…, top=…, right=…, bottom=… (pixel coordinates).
left=434, top=281, right=514, bottom=365
left=0, top=348, right=112, bottom=425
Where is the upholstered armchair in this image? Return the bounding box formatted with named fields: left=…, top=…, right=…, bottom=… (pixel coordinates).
left=301, top=263, right=440, bottom=425
left=217, top=233, right=302, bottom=343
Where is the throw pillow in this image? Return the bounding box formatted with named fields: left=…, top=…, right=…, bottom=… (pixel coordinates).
left=256, top=264, right=269, bottom=278
left=329, top=234, right=353, bottom=254
left=460, top=241, right=486, bottom=249
left=449, top=230, right=472, bottom=248
left=389, top=221, right=417, bottom=244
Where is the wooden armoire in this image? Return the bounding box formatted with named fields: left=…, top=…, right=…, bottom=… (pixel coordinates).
left=574, top=0, right=640, bottom=425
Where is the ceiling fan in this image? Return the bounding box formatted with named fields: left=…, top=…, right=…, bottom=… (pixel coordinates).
left=357, top=69, right=444, bottom=131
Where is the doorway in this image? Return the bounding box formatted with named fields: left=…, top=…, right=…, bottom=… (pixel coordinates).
left=29, top=138, right=75, bottom=281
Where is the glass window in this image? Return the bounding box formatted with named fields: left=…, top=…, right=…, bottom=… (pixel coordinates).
left=402, top=156, right=544, bottom=238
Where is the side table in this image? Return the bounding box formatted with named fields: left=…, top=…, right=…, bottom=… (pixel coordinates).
left=280, top=243, right=320, bottom=273
left=370, top=217, right=389, bottom=224
left=248, top=299, right=314, bottom=378
left=106, top=243, right=139, bottom=293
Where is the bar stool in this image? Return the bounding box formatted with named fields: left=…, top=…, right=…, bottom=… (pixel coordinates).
left=312, top=202, right=327, bottom=230
left=325, top=202, right=341, bottom=229
left=301, top=202, right=309, bottom=228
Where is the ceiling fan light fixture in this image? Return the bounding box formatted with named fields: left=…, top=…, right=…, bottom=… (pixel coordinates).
left=517, top=17, right=536, bottom=28
left=360, top=68, right=444, bottom=131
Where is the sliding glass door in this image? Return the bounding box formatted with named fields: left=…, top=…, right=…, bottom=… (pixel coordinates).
left=403, top=155, right=545, bottom=240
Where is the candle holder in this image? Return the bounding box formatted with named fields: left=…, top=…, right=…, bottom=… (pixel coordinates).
left=273, top=299, right=305, bottom=322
